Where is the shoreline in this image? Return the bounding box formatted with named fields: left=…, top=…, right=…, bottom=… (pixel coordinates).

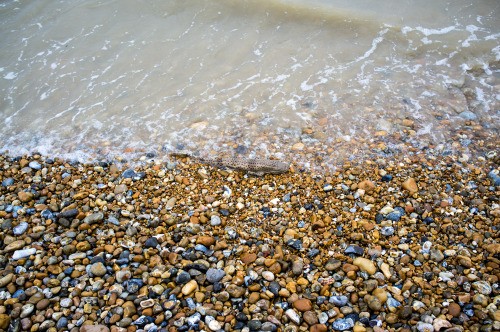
left=0, top=149, right=499, bottom=332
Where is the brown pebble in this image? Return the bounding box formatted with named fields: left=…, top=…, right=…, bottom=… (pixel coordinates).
left=310, top=324, right=328, bottom=332
left=292, top=299, right=312, bottom=312
left=240, top=253, right=257, bottom=265
left=448, top=302, right=461, bottom=317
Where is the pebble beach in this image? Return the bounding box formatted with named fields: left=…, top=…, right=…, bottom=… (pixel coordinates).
left=0, top=124, right=499, bottom=332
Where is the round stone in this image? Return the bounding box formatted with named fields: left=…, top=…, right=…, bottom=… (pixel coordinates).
left=210, top=215, right=221, bottom=226
left=176, top=271, right=191, bottom=284
left=144, top=237, right=159, bottom=248
left=29, top=161, right=41, bottom=169
left=90, top=262, right=107, bottom=277
left=293, top=299, right=312, bottom=312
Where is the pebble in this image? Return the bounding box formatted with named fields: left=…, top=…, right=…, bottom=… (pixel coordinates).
left=353, top=257, right=376, bottom=275
left=12, top=248, right=36, bottom=260
left=417, top=322, right=434, bottom=332
left=206, top=268, right=225, bottom=283
left=332, top=318, right=354, bottom=331
left=89, top=262, right=107, bottom=277
left=2, top=177, right=14, bottom=186
left=28, top=161, right=41, bottom=169
left=285, top=309, right=301, bottom=325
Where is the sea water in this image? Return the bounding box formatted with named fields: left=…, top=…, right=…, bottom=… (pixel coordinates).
left=0, top=0, right=499, bottom=163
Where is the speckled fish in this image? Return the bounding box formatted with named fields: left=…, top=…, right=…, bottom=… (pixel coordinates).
left=170, top=152, right=289, bottom=176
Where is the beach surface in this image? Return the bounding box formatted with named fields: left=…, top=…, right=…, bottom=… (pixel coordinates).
left=0, top=124, right=499, bottom=332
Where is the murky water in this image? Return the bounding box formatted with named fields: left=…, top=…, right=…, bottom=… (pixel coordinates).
left=0, top=0, right=499, bottom=162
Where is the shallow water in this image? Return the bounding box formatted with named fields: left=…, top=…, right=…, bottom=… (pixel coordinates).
left=0, top=0, right=499, bottom=162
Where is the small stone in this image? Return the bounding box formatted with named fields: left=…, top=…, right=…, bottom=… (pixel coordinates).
left=0, top=274, right=13, bottom=287
left=4, top=240, right=25, bottom=252
left=331, top=318, right=354, bottom=331
left=176, top=271, right=191, bottom=284
left=122, top=301, right=137, bottom=318
left=344, top=245, right=364, bottom=256
left=330, top=295, right=348, bottom=306
left=292, top=260, right=304, bottom=275
left=145, top=237, right=159, bottom=248
left=458, top=110, right=477, bottom=120
left=206, top=269, right=225, bottom=283
left=196, top=235, right=215, bottom=247
left=2, top=178, right=14, bottom=186
left=358, top=180, right=376, bottom=192
left=416, top=322, right=434, bottom=332
left=182, top=280, right=198, bottom=295
left=293, top=299, right=312, bottom=312
left=430, top=249, right=444, bottom=262
left=366, top=295, right=382, bottom=311
left=448, top=303, right=461, bottom=317
left=13, top=221, right=29, bottom=235
left=285, top=309, right=301, bottom=325
left=36, top=298, right=50, bottom=310
left=241, top=252, right=257, bottom=265
left=353, top=257, right=377, bottom=275
left=262, top=271, right=275, bottom=281
left=28, top=161, right=41, bottom=169
left=227, top=284, right=245, bottom=298
left=292, top=143, right=305, bottom=151
left=90, top=262, right=107, bottom=277
left=433, top=318, right=452, bottom=331
left=114, top=184, right=128, bottom=194
left=402, top=178, right=418, bottom=192
left=311, top=324, right=328, bottom=332
left=18, top=191, right=34, bottom=202
left=13, top=248, right=36, bottom=260
left=372, top=288, right=388, bottom=304
left=0, top=314, right=10, bottom=330
left=248, top=320, right=262, bottom=331
left=60, top=208, right=79, bottom=219
left=303, top=311, right=318, bottom=325
left=210, top=215, right=221, bottom=226
left=83, top=212, right=104, bottom=225
left=472, top=281, right=492, bottom=295
left=80, top=325, right=111, bottom=332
